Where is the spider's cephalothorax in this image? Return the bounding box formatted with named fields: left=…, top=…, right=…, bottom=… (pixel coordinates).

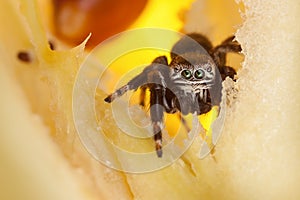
left=104, top=33, right=241, bottom=157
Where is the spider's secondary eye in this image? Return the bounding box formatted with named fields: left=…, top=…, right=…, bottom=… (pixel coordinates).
left=206, top=66, right=212, bottom=72
left=174, top=66, right=180, bottom=72
left=181, top=69, right=192, bottom=79
left=194, top=69, right=205, bottom=79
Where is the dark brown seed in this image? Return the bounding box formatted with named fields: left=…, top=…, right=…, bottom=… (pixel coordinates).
left=49, top=41, right=55, bottom=50
left=17, top=51, right=31, bottom=63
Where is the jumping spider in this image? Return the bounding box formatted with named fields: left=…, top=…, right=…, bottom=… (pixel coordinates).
left=104, top=33, right=241, bottom=157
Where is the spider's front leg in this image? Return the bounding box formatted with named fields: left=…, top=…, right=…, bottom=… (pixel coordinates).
left=139, top=85, right=147, bottom=107
left=104, top=56, right=168, bottom=103
left=149, top=83, right=165, bottom=157
left=104, top=56, right=169, bottom=157
left=104, top=70, right=147, bottom=103
left=144, top=57, right=169, bottom=157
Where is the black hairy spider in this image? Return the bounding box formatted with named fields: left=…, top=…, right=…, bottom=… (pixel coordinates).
left=104, top=33, right=241, bottom=157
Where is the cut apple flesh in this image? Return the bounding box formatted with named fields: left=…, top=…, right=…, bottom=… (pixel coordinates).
left=1, top=0, right=300, bottom=200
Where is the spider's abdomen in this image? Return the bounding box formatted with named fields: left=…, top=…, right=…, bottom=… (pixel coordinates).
left=170, top=33, right=213, bottom=60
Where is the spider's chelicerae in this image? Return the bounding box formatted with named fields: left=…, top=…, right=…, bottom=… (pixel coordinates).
left=104, top=33, right=241, bottom=157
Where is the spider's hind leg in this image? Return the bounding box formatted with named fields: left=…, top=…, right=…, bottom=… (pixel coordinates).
left=211, top=36, right=242, bottom=80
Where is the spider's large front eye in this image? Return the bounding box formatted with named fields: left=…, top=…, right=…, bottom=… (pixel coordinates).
left=194, top=69, right=205, bottom=79
left=181, top=69, right=192, bottom=79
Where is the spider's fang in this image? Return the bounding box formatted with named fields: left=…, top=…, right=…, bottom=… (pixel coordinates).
left=199, top=89, right=203, bottom=99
